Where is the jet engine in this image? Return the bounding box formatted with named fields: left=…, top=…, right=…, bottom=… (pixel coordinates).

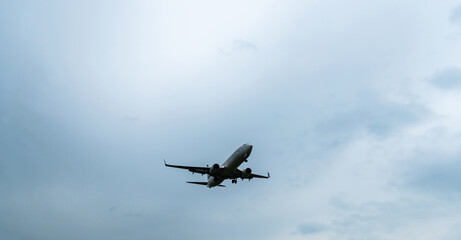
left=209, top=163, right=220, bottom=175
left=241, top=168, right=252, bottom=179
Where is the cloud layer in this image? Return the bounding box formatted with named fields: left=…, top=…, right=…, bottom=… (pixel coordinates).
left=2, top=0, right=461, bottom=240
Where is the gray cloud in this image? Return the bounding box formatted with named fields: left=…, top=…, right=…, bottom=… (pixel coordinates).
left=401, top=153, right=461, bottom=197
left=450, top=4, right=461, bottom=23
left=326, top=196, right=458, bottom=240
left=296, top=222, right=328, bottom=235
left=315, top=98, right=427, bottom=138
left=429, top=67, right=461, bottom=89
left=443, top=223, right=461, bottom=240
left=233, top=40, right=258, bottom=52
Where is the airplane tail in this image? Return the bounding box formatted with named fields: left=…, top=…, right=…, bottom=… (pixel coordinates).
left=186, top=182, right=225, bottom=187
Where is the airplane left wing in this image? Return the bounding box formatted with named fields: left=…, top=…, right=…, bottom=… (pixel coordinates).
left=164, top=160, right=209, bottom=175
left=187, top=181, right=225, bottom=187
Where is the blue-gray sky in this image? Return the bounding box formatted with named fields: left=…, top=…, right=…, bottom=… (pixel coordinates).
left=2, top=1, right=461, bottom=239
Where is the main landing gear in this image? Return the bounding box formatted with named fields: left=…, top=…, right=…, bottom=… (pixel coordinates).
left=231, top=179, right=237, bottom=184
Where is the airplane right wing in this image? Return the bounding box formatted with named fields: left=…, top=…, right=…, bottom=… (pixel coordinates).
left=234, top=169, right=270, bottom=179
left=250, top=172, right=270, bottom=179
left=164, top=160, right=210, bottom=175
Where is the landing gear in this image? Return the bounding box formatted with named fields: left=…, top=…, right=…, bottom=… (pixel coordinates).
left=231, top=179, right=237, bottom=184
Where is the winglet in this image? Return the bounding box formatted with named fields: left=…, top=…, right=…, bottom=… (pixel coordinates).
left=268, top=172, right=270, bottom=178
left=164, top=159, right=167, bottom=166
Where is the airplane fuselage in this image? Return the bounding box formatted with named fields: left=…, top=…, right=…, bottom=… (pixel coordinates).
left=206, top=144, right=252, bottom=188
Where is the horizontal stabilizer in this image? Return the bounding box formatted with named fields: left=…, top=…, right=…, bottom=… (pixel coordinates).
left=186, top=181, right=207, bottom=186
left=186, top=182, right=225, bottom=187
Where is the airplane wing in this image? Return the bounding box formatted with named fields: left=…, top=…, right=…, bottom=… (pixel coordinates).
left=164, top=160, right=209, bottom=175
left=187, top=181, right=225, bottom=187
left=251, top=172, right=271, bottom=179
left=234, top=169, right=270, bottom=179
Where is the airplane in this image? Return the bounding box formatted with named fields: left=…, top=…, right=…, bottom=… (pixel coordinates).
left=164, top=143, right=270, bottom=188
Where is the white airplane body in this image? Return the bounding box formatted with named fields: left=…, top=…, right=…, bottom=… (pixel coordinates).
left=164, top=144, right=270, bottom=188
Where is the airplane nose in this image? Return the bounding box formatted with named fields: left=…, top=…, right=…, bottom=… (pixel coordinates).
left=243, top=143, right=252, bottom=149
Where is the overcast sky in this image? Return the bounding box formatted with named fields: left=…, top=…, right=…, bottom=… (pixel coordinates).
left=2, top=0, right=461, bottom=239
